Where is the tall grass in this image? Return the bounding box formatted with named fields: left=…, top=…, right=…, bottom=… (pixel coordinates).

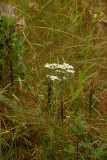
left=0, top=0, right=107, bottom=159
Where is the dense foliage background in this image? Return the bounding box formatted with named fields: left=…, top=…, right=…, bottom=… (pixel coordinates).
left=0, top=0, right=107, bottom=159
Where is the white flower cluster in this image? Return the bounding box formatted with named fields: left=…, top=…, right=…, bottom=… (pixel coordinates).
left=44, top=63, right=75, bottom=74
left=45, top=62, right=75, bottom=81
left=46, top=75, right=61, bottom=81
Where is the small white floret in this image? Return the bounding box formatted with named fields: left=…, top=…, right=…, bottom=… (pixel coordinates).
left=63, top=63, right=74, bottom=70
left=55, top=70, right=66, bottom=73
left=47, top=75, right=61, bottom=81
left=66, top=70, right=75, bottom=73
left=66, top=116, right=70, bottom=118
left=63, top=76, right=67, bottom=80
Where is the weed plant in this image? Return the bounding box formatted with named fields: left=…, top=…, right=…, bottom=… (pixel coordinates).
left=0, top=0, right=107, bottom=160
left=0, top=15, right=26, bottom=88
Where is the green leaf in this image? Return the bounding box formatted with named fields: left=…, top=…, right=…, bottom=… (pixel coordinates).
left=78, top=70, right=83, bottom=87
left=97, top=144, right=107, bottom=158
left=69, top=124, right=78, bottom=133
left=0, top=94, right=24, bottom=113
left=83, top=72, right=97, bottom=82
left=64, top=145, right=74, bottom=154
left=12, top=125, right=20, bottom=141
left=83, top=63, right=96, bottom=76
left=79, top=124, right=86, bottom=135
left=70, top=83, right=74, bottom=96
left=70, top=87, right=82, bottom=104
left=77, top=112, right=84, bottom=120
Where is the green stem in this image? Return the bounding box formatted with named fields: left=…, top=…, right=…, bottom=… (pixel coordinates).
left=0, top=114, right=1, bottom=160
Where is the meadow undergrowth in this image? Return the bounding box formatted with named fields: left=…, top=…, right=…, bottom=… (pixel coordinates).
left=0, top=0, right=107, bottom=159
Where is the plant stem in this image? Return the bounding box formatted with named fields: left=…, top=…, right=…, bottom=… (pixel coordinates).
left=89, top=89, right=93, bottom=113
left=60, top=98, right=63, bottom=122
left=6, top=32, right=10, bottom=85
left=89, top=81, right=94, bottom=114
left=47, top=80, right=52, bottom=107
left=0, top=114, right=1, bottom=160
left=10, top=59, right=14, bottom=87
left=61, top=0, right=64, bottom=4
left=19, top=129, right=21, bottom=160
left=77, top=124, right=79, bottom=160
left=77, top=133, right=79, bottom=160
left=60, top=98, right=64, bottom=159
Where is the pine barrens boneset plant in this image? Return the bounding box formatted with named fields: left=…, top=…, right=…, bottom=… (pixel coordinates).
left=45, top=62, right=75, bottom=109
left=45, top=62, right=75, bottom=83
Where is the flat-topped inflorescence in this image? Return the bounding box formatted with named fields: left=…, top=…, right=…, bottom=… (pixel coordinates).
left=44, top=63, right=74, bottom=70
left=45, top=62, right=75, bottom=81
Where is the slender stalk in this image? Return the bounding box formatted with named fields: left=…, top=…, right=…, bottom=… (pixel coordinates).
left=47, top=80, right=52, bottom=107
left=76, top=0, right=78, bottom=14
left=10, top=59, right=14, bottom=87
left=89, top=81, right=94, bottom=114
left=0, top=114, right=1, bottom=160
left=77, top=133, right=79, bottom=160
left=60, top=98, right=63, bottom=122
left=19, top=129, right=21, bottom=160
left=76, top=124, right=79, bottom=160
left=61, top=98, right=64, bottom=159
left=7, top=31, right=14, bottom=88
left=6, top=32, right=10, bottom=86
left=61, top=0, right=64, bottom=4
left=89, top=88, right=93, bottom=113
